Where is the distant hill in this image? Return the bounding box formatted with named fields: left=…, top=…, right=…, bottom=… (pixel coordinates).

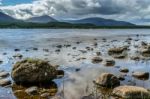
left=26, top=15, right=58, bottom=23
left=0, top=12, right=19, bottom=23
left=66, top=17, right=135, bottom=26
left=0, top=12, right=141, bottom=28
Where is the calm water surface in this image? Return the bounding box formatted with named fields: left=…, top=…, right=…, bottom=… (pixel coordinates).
left=0, top=29, right=150, bottom=99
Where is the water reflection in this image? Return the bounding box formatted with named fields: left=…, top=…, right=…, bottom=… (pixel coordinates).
left=12, top=81, right=57, bottom=99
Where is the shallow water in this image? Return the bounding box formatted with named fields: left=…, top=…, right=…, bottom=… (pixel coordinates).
left=0, top=29, right=150, bottom=99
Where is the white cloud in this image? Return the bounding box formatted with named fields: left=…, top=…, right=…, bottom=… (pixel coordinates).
left=0, top=0, right=150, bottom=24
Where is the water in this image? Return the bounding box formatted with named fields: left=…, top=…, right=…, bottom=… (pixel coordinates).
left=0, top=29, right=150, bottom=99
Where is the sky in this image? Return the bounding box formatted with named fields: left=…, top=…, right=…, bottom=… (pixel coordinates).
left=0, top=0, right=150, bottom=25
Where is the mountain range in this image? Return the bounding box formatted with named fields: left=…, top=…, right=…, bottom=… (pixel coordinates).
left=0, top=12, right=19, bottom=23
left=0, top=11, right=135, bottom=28
left=26, top=15, right=58, bottom=23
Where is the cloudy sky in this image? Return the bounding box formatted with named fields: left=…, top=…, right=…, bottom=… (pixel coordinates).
left=0, top=0, right=150, bottom=25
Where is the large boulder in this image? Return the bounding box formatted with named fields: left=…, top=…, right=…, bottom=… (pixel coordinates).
left=112, top=85, right=150, bottom=99
left=11, top=58, right=58, bottom=84
left=94, top=73, right=120, bottom=88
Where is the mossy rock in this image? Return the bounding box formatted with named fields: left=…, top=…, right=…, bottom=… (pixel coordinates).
left=11, top=58, right=58, bottom=84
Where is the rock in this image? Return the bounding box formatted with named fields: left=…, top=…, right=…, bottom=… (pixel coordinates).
left=32, top=47, right=38, bottom=51
left=94, top=73, right=120, bottom=88
left=13, top=54, right=23, bottom=58
left=40, top=93, right=50, bottom=98
left=81, top=94, right=94, bottom=99
left=56, top=70, right=64, bottom=78
left=12, top=81, right=58, bottom=99
left=130, top=56, right=140, bottom=61
left=11, top=58, right=58, bottom=84
left=14, top=49, right=20, bottom=51
left=112, top=85, right=150, bottom=99
left=132, top=72, right=149, bottom=80
left=25, top=86, right=38, bottom=95
left=108, top=47, right=127, bottom=55
left=0, top=60, right=3, bottom=64
left=56, top=45, right=62, bottom=48
left=140, top=44, right=150, bottom=56
left=92, top=57, right=103, bottom=64
left=103, top=59, right=115, bottom=66
left=120, top=68, right=129, bottom=73
left=76, top=41, right=81, bottom=44
left=75, top=68, right=80, bottom=72
left=93, top=42, right=98, bottom=47
left=43, top=49, right=49, bottom=52
left=0, top=79, right=11, bottom=86
left=0, top=71, right=9, bottom=78
left=86, top=47, right=93, bottom=51
left=55, top=49, right=60, bottom=52
left=96, top=52, right=101, bottom=56
left=127, top=37, right=132, bottom=41
left=79, top=50, right=87, bottom=53
left=113, top=53, right=126, bottom=59
left=118, top=75, right=125, bottom=81
left=51, top=96, right=61, bottom=99
left=72, top=47, right=76, bottom=49
left=3, top=53, right=7, bottom=55
left=141, top=41, right=148, bottom=47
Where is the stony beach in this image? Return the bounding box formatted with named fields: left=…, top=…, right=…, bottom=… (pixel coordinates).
left=0, top=29, right=150, bottom=99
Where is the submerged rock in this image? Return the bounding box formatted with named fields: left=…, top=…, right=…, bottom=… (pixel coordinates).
left=130, top=56, right=140, bottom=61
left=14, top=49, right=20, bottom=52
left=13, top=54, right=23, bottom=58
left=94, top=73, right=120, bottom=88
left=40, top=93, right=50, bottom=98
left=11, top=58, right=58, bottom=84
left=113, top=53, right=127, bottom=59
left=112, top=85, right=150, bottom=99
left=103, top=59, right=115, bottom=66
left=120, top=68, right=129, bottom=73
left=92, top=57, right=103, bottom=64
left=0, top=79, right=11, bottom=86
left=108, top=47, right=127, bottom=55
left=0, top=71, right=9, bottom=78
left=12, top=81, right=57, bottom=99
left=81, top=94, right=95, bottom=99
left=0, top=60, right=3, bottom=64
left=118, top=75, right=125, bottom=81
left=96, top=52, right=101, bottom=56
left=132, top=72, right=149, bottom=80
left=25, top=86, right=38, bottom=95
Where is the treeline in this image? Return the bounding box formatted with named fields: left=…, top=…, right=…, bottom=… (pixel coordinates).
left=0, top=21, right=150, bottom=29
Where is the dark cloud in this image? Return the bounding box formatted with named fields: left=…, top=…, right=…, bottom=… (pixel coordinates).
left=0, top=0, right=150, bottom=24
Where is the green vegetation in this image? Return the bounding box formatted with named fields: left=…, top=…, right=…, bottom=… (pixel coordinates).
left=0, top=21, right=150, bottom=29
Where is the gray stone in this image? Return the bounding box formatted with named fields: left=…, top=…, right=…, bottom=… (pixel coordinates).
left=0, top=79, right=11, bottom=86
left=112, top=85, right=150, bottom=99
left=25, top=86, right=38, bottom=95
left=94, top=73, right=120, bottom=88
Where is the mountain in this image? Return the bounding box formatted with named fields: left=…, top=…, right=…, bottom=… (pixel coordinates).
left=26, top=15, right=58, bottom=23
left=66, top=17, right=135, bottom=26
left=0, top=12, right=19, bottom=23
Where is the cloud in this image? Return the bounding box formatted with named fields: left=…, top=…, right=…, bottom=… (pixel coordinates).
left=0, top=0, right=150, bottom=24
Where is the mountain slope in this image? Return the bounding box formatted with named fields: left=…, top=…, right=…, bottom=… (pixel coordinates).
left=66, top=17, right=135, bottom=26
left=0, top=12, right=18, bottom=23
left=26, top=15, right=58, bottom=23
